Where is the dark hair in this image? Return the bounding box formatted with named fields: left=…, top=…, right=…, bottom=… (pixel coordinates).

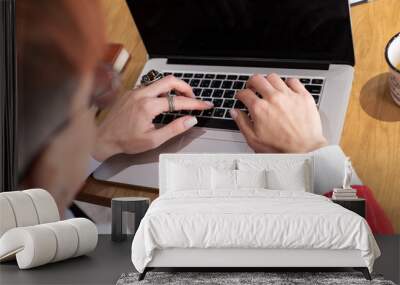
left=16, top=0, right=106, bottom=179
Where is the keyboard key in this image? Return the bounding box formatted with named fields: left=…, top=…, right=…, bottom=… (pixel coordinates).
left=211, top=80, right=222, bottom=88
left=153, top=114, right=164, bottom=124
left=212, top=99, right=223, bottom=107
left=222, top=81, right=233, bottom=89
left=173, top=73, right=183, bottom=77
left=180, top=110, right=191, bottom=115
left=200, top=80, right=211, bottom=88
left=196, top=117, right=238, bottom=130
left=182, top=78, right=190, bottom=83
left=191, top=110, right=202, bottom=116
left=194, top=73, right=204, bottom=78
left=224, top=90, right=235, bottom=98
left=281, top=77, right=286, bottom=81
left=201, top=89, right=212, bottom=97
left=213, top=108, right=225, bottom=118
left=239, top=75, right=249, bottom=81
left=312, top=79, right=324, bottom=85
left=205, top=74, right=215, bottom=79
left=216, top=74, right=226, bottom=80
left=305, top=85, right=322, bottom=94
left=212, top=89, right=224, bottom=98
left=300, top=78, right=311, bottom=84
left=227, top=75, right=238, bottom=80
left=193, top=88, right=202, bottom=96
left=234, top=100, right=245, bottom=109
left=183, top=73, right=193, bottom=78
left=203, top=97, right=213, bottom=102
left=312, top=95, right=320, bottom=104
left=163, top=72, right=172, bottom=76
left=225, top=110, right=232, bottom=119
left=223, top=99, right=235, bottom=108
left=163, top=114, right=175, bottom=124
left=232, top=81, right=245, bottom=90
left=190, top=79, right=200, bottom=87
left=201, top=109, right=214, bottom=117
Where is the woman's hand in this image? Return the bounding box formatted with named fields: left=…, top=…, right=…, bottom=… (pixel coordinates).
left=231, top=73, right=327, bottom=153
left=92, top=75, right=213, bottom=161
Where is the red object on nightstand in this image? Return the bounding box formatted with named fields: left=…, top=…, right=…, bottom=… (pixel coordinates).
left=324, top=185, right=395, bottom=235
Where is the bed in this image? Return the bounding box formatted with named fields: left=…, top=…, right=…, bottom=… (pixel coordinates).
left=131, top=151, right=380, bottom=280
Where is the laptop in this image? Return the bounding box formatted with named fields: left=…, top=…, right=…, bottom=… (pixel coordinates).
left=93, top=0, right=355, bottom=189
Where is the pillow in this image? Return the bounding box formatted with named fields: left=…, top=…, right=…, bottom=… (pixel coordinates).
left=211, top=169, right=268, bottom=190
left=237, top=158, right=312, bottom=192
left=266, top=163, right=308, bottom=191
left=236, top=169, right=267, bottom=189
left=211, top=168, right=237, bottom=190
left=167, top=162, right=212, bottom=191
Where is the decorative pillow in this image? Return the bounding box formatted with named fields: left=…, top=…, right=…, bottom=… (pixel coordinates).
left=167, top=162, right=212, bottom=191
left=236, top=169, right=267, bottom=189
left=211, top=168, right=237, bottom=190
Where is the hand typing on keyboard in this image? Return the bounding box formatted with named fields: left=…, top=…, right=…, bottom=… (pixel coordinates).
left=92, top=76, right=213, bottom=161
left=231, top=74, right=328, bottom=153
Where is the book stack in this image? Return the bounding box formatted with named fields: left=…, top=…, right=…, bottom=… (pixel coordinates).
left=332, top=188, right=358, bottom=200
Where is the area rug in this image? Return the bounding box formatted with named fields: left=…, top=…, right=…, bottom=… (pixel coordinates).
left=116, top=272, right=396, bottom=285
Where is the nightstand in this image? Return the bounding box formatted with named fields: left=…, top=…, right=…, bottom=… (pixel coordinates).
left=111, top=197, right=150, bottom=242
left=331, top=198, right=366, bottom=218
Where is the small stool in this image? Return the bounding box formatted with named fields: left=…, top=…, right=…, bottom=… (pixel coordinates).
left=111, top=197, right=150, bottom=242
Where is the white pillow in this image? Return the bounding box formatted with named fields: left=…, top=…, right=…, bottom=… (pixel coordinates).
left=236, top=169, right=267, bottom=189
left=238, top=158, right=312, bottom=192
left=211, top=168, right=237, bottom=190
left=167, top=162, right=212, bottom=191
left=266, top=163, right=308, bottom=191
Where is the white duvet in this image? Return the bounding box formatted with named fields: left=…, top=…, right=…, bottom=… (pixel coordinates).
left=131, top=190, right=380, bottom=273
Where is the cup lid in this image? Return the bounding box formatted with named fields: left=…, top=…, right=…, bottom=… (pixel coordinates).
left=385, top=32, right=400, bottom=73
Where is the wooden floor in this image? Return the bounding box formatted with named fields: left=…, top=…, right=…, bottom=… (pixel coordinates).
left=78, top=0, right=400, bottom=233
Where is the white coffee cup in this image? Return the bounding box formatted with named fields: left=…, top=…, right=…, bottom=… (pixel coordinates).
left=385, top=32, right=400, bottom=106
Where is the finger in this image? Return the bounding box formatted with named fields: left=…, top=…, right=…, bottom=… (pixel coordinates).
left=246, top=74, right=276, bottom=99
left=229, top=109, right=258, bottom=143
left=230, top=109, right=278, bottom=153
left=235, top=88, right=260, bottom=110
left=149, top=116, right=198, bottom=148
left=149, top=96, right=214, bottom=116
left=286, top=78, right=308, bottom=94
left=265, top=73, right=289, bottom=92
left=143, top=75, right=195, bottom=98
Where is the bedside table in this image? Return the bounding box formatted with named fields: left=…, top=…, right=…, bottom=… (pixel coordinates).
left=331, top=198, right=366, bottom=218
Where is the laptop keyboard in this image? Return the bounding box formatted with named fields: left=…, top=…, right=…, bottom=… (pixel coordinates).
left=153, top=72, right=325, bottom=131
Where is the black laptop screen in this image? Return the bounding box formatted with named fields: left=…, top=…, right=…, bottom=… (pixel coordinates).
left=127, top=0, right=355, bottom=66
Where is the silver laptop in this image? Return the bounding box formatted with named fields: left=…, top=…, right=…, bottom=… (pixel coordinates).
left=93, top=0, right=355, bottom=189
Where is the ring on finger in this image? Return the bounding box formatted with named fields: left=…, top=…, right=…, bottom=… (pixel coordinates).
left=167, top=95, right=175, bottom=112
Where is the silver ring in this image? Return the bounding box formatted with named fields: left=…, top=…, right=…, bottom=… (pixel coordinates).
left=167, top=95, right=175, bottom=113
left=141, top=69, right=163, bottom=86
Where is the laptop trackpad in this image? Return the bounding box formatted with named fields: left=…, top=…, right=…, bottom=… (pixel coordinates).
left=93, top=137, right=252, bottom=189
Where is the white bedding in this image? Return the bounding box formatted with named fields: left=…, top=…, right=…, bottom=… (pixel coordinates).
left=131, top=190, right=380, bottom=273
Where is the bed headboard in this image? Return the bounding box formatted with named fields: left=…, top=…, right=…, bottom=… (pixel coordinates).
left=159, top=153, right=314, bottom=196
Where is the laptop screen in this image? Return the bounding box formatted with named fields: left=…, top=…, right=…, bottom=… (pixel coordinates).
left=127, top=0, right=355, bottom=66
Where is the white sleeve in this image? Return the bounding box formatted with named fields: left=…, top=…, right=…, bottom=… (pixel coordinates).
left=87, top=156, right=101, bottom=178
left=312, top=145, right=363, bottom=195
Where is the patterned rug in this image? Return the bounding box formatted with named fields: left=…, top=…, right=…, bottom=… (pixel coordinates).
left=116, top=271, right=396, bottom=285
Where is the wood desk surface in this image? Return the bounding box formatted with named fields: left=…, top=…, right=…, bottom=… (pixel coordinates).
left=78, top=0, right=400, bottom=232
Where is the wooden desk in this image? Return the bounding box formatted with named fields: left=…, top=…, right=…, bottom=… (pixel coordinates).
left=78, top=0, right=400, bottom=232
